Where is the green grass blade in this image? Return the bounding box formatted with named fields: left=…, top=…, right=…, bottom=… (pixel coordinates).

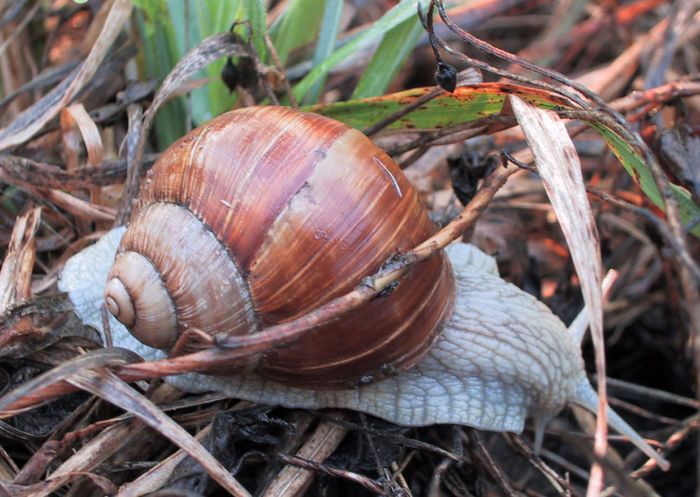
left=133, top=3, right=186, bottom=147
left=271, top=0, right=325, bottom=66
left=196, top=0, right=241, bottom=122
left=305, top=0, right=343, bottom=104
left=352, top=15, right=423, bottom=99
left=239, top=0, right=267, bottom=60
left=308, top=84, right=700, bottom=236
left=594, top=125, right=700, bottom=236
left=293, top=0, right=430, bottom=102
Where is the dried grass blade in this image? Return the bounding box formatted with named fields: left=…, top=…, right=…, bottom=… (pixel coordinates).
left=261, top=418, right=348, bottom=496
left=0, top=348, right=138, bottom=416
left=0, top=207, right=41, bottom=351
left=0, top=0, right=132, bottom=150
left=67, top=369, right=251, bottom=497
left=509, top=95, right=606, bottom=497
left=3, top=471, right=117, bottom=497
left=36, top=189, right=115, bottom=222
left=0, top=155, right=94, bottom=191
left=23, top=422, right=134, bottom=497
left=0, top=208, right=41, bottom=313
left=117, top=424, right=212, bottom=497
left=60, top=104, right=104, bottom=168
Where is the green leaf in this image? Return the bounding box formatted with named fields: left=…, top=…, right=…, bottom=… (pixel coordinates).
left=305, top=0, right=343, bottom=104
left=307, top=84, right=561, bottom=129
left=271, top=0, right=325, bottom=66
left=594, top=125, right=700, bottom=236
left=293, top=0, right=430, bottom=101
left=352, top=15, right=423, bottom=99
left=308, top=84, right=700, bottom=237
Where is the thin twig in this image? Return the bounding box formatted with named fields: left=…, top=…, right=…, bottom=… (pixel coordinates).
left=275, top=453, right=384, bottom=494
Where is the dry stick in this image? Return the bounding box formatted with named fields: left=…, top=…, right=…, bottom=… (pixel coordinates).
left=639, top=5, right=700, bottom=487
left=275, top=454, right=384, bottom=495
left=503, top=124, right=700, bottom=284
left=433, top=0, right=694, bottom=273
left=68, top=369, right=252, bottom=497
left=117, top=423, right=213, bottom=497
left=587, top=185, right=700, bottom=283
left=466, top=430, right=519, bottom=497
left=427, top=458, right=452, bottom=497
left=315, top=412, right=464, bottom=462
left=386, top=80, right=700, bottom=160
left=603, top=377, right=700, bottom=410
left=611, top=80, right=700, bottom=114
left=386, top=113, right=512, bottom=156
left=421, top=3, right=583, bottom=110
left=261, top=416, right=347, bottom=497
left=434, top=1, right=694, bottom=280
left=507, top=434, right=581, bottom=497
left=643, top=0, right=693, bottom=89
left=631, top=413, right=700, bottom=479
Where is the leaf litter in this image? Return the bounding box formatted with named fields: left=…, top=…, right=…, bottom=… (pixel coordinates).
left=0, top=1, right=698, bottom=496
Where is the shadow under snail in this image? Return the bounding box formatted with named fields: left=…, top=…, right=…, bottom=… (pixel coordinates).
left=60, top=106, right=670, bottom=470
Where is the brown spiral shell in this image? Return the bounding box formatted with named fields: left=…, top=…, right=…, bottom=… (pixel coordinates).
left=105, top=106, right=455, bottom=388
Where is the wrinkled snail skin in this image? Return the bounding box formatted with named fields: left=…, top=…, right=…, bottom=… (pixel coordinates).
left=103, top=106, right=454, bottom=388
left=58, top=106, right=670, bottom=470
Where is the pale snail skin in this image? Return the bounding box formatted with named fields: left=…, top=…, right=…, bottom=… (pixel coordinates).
left=58, top=107, right=669, bottom=469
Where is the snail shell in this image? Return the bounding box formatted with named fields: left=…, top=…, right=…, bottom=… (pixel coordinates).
left=104, top=107, right=455, bottom=388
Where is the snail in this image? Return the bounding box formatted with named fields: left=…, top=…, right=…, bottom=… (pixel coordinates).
left=59, top=106, right=670, bottom=470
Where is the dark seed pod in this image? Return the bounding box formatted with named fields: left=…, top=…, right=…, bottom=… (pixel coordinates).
left=220, top=57, right=240, bottom=93
left=435, top=62, right=457, bottom=93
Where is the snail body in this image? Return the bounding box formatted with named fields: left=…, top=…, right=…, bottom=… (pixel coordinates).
left=60, top=107, right=669, bottom=469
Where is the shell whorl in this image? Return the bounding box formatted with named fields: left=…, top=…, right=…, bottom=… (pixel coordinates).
left=105, top=251, right=177, bottom=348
left=105, top=202, right=259, bottom=356
left=107, top=106, right=454, bottom=388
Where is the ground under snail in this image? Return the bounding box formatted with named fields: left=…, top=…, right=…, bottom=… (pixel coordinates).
left=60, top=106, right=670, bottom=470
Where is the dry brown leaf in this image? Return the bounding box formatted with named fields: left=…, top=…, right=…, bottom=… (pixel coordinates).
left=509, top=94, right=606, bottom=497
left=0, top=0, right=132, bottom=150
left=60, top=103, right=104, bottom=168
left=67, top=369, right=251, bottom=497
left=0, top=207, right=40, bottom=313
